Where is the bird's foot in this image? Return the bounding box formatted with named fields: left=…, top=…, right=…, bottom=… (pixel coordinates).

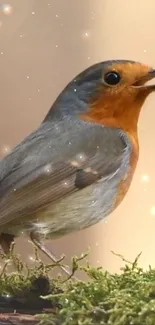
left=30, top=231, right=78, bottom=281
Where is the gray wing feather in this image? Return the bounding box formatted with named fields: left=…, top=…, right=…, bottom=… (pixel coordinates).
left=0, top=118, right=129, bottom=225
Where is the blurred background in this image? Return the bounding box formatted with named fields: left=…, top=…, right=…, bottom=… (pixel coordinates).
left=0, top=0, right=155, bottom=275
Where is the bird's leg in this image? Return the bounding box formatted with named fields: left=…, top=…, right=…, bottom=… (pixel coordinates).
left=0, top=233, right=24, bottom=273
left=0, top=233, right=20, bottom=272
left=0, top=233, right=15, bottom=258
left=30, top=231, right=73, bottom=277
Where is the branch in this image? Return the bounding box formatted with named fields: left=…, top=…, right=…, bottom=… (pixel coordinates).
left=0, top=313, right=39, bottom=325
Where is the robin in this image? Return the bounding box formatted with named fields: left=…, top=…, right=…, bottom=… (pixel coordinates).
left=0, top=59, right=154, bottom=275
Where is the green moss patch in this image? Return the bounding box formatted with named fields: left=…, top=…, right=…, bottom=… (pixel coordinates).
left=0, top=251, right=155, bottom=325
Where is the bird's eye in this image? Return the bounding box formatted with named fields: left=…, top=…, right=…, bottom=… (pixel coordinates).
left=104, top=71, right=121, bottom=86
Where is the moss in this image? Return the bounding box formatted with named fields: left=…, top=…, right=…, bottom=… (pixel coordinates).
left=1, top=250, right=155, bottom=324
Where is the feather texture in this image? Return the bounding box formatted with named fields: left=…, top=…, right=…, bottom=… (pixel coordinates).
left=0, top=116, right=130, bottom=234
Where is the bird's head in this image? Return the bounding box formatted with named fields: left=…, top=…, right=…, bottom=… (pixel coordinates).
left=44, top=60, right=155, bottom=132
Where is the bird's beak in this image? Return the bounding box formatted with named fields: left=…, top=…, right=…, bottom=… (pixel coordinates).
left=132, top=69, right=155, bottom=90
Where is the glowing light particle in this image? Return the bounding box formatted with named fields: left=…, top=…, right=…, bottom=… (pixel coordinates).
left=82, top=31, right=90, bottom=39
left=141, top=174, right=149, bottom=183
left=150, top=206, right=155, bottom=215
left=2, top=145, right=10, bottom=155
left=2, top=4, right=12, bottom=15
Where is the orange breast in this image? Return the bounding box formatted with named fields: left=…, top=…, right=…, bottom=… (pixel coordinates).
left=80, top=113, right=139, bottom=210
left=113, top=131, right=139, bottom=209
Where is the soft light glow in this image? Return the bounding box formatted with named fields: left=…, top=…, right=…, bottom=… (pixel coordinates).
left=44, top=164, right=52, bottom=173
left=82, top=31, right=90, bottom=39
left=141, top=174, right=149, bottom=182
left=75, top=153, right=87, bottom=163
left=2, top=145, right=11, bottom=155
left=1, top=4, right=12, bottom=15
left=150, top=206, right=155, bottom=215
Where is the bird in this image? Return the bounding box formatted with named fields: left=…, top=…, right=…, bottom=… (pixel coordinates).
left=0, top=59, right=154, bottom=276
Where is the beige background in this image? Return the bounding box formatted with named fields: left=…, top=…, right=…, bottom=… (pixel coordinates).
left=0, top=0, right=155, bottom=274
